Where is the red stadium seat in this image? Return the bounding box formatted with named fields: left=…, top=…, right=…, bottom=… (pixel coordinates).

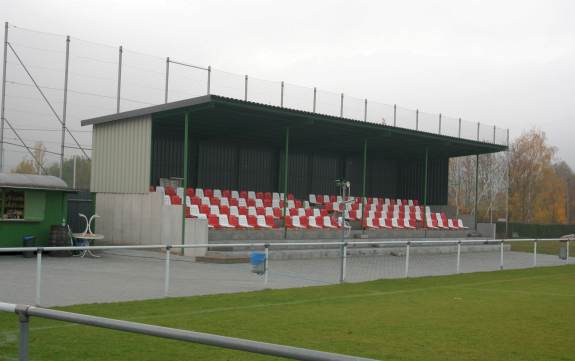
left=272, top=208, right=281, bottom=218
left=256, top=207, right=265, bottom=216
left=219, top=205, right=230, bottom=215
left=247, top=198, right=256, bottom=207
left=204, top=189, right=213, bottom=198
left=186, top=188, right=194, bottom=197
left=170, top=195, right=182, bottom=205
left=239, top=191, right=248, bottom=199
left=255, top=192, right=264, bottom=199
left=238, top=207, right=248, bottom=216
left=208, top=214, right=219, bottom=228
left=229, top=198, right=239, bottom=207
left=264, top=192, right=272, bottom=199
left=228, top=215, right=239, bottom=228
left=265, top=215, right=276, bottom=228
left=247, top=215, right=258, bottom=228
left=222, top=189, right=231, bottom=198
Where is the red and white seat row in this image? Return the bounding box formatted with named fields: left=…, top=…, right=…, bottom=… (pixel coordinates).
left=425, top=212, right=468, bottom=230
left=310, top=194, right=419, bottom=206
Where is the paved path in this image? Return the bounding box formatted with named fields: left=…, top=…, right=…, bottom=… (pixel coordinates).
left=0, top=249, right=572, bottom=307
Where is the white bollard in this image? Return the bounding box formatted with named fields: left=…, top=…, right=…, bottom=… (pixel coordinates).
left=35, top=249, right=42, bottom=306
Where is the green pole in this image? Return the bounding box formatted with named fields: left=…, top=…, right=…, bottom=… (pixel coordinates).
left=475, top=154, right=479, bottom=231
left=423, top=147, right=428, bottom=208
left=283, top=127, right=289, bottom=238
left=361, top=139, right=367, bottom=232
left=181, top=112, right=189, bottom=255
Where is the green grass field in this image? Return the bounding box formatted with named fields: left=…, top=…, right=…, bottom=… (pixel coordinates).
left=1, top=265, right=574, bottom=361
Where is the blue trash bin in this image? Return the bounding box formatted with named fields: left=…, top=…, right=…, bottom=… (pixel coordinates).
left=22, top=235, right=36, bottom=258
left=250, top=252, right=266, bottom=274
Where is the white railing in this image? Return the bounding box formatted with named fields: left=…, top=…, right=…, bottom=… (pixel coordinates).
left=1, top=238, right=572, bottom=307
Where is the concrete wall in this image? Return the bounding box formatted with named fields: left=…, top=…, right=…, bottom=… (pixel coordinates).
left=95, top=192, right=208, bottom=256
left=91, top=115, right=152, bottom=194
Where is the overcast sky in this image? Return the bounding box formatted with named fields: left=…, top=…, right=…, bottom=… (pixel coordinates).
left=2, top=0, right=574, bottom=168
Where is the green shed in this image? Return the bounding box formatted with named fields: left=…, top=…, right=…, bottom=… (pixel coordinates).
left=0, top=173, right=73, bottom=248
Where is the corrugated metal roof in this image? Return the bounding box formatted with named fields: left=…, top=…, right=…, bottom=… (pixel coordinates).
left=0, top=173, right=71, bottom=191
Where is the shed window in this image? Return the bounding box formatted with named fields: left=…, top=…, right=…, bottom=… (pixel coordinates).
left=1, top=190, right=25, bottom=220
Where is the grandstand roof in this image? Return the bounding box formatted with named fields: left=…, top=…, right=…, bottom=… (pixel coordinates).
left=82, top=95, right=507, bottom=159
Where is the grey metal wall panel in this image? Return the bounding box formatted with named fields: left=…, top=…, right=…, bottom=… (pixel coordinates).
left=310, top=153, right=341, bottom=196
left=197, top=141, right=238, bottom=190
left=91, top=115, right=152, bottom=193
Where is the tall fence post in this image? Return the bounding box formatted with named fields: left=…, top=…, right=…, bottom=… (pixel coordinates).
left=60, top=35, right=70, bottom=179
left=164, top=246, right=171, bottom=297
left=0, top=22, right=9, bottom=172
left=207, top=65, right=211, bottom=95
left=244, top=75, right=248, bottom=101
left=393, top=104, right=397, bottom=127
left=456, top=241, right=461, bottom=274
left=363, top=98, right=367, bottom=122
left=499, top=240, right=504, bottom=270
left=164, top=57, right=170, bottom=103
left=415, top=109, right=419, bottom=130
left=533, top=239, right=537, bottom=267
left=476, top=122, right=480, bottom=141
left=280, top=81, right=284, bottom=107
left=404, top=242, right=410, bottom=278
left=438, top=113, right=442, bottom=135
left=339, top=241, right=347, bottom=283
left=18, top=307, right=29, bottom=361
left=35, top=249, right=43, bottom=306
left=340, top=93, right=344, bottom=117
left=492, top=125, right=496, bottom=143
left=312, top=87, right=317, bottom=113
left=458, top=117, right=461, bottom=138
left=116, top=45, right=123, bottom=113
left=264, top=244, right=269, bottom=285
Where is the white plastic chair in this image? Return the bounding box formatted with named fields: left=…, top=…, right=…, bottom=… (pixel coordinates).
left=163, top=195, right=171, bottom=205
left=256, top=215, right=271, bottom=228
left=218, top=214, right=234, bottom=228
left=213, top=189, right=222, bottom=199
left=457, top=219, right=468, bottom=229
left=308, top=216, right=322, bottom=229
left=248, top=207, right=257, bottom=217
left=231, top=190, right=240, bottom=199
left=238, top=215, right=253, bottom=228
left=209, top=205, right=220, bottom=215
left=248, top=191, right=256, bottom=200
left=155, top=186, right=165, bottom=195
left=195, top=189, right=204, bottom=198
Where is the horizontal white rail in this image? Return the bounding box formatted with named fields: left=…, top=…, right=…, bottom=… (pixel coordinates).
left=0, top=238, right=571, bottom=253
left=0, top=302, right=378, bottom=361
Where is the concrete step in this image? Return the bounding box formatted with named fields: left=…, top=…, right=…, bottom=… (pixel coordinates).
left=195, top=254, right=250, bottom=264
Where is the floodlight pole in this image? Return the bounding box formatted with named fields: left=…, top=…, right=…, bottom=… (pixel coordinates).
left=361, top=139, right=367, bottom=233
left=282, top=127, right=289, bottom=239
left=474, top=154, right=479, bottom=231
left=181, top=112, right=190, bottom=255
left=60, top=35, right=70, bottom=179
left=505, top=129, right=510, bottom=237
left=116, top=45, right=123, bottom=113
left=0, top=22, right=9, bottom=172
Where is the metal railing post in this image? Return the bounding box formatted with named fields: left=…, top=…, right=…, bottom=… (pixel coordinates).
left=363, top=98, right=367, bottom=122
left=59, top=35, right=70, bottom=179
left=0, top=22, right=9, bottom=172
left=339, top=241, right=347, bottom=283
left=393, top=104, right=397, bottom=126
left=164, top=57, right=170, bottom=103
left=404, top=242, right=410, bottom=278
left=340, top=93, right=344, bottom=117
left=207, top=65, right=211, bottom=95
left=116, top=45, right=123, bottom=113
left=312, top=87, right=317, bottom=112
left=565, top=240, right=570, bottom=264
left=280, top=81, right=284, bottom=107
left=456, top=241, right=461, bottom=274
left=244, top=75, right=248, bottom=101
left=499, top=240, right=504, bottom=270
left=18, top=307, right=29, bottom=361
left=35, top=249, right=43, bottom=306
left=415, top=109, right=419, bottom=130
left=533, top=239, right=537, bottom=267
left=264, top=244, right=269, bottom=285
left=164, top=246, right=171, bottom=297
left=458, top=117, right=461, bottom=138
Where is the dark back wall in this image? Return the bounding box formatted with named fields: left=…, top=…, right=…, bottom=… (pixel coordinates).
left=151, top=128, right=448, bottom=204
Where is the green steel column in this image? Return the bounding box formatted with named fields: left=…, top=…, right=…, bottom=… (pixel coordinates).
left=181, top=112, right=189, bottom=255
left=361, top=139, right=367, bottom=232
left=423, top=147, right=428, bottom=207
left=474, top=154, right=479, bottom=231
left=282, top=127, right=290, bottom=238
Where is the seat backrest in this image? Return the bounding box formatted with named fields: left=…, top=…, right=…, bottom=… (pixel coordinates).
left=256, top=215, right=267, bottom=227
left=238, top=198, right=247, bottom=207
left=228, top=215, right=239, bottom=227
left=213, top=189, right=222, bottom=199
left=222, top=190, right=231, bottom=198
left=309, top=194, right=317, bottom=203
left=204, top=189, right=213, bottom=198
left=247, top=191, right=256, bottom=199
left=200, top=204, right=210, bottom=214
left=209, top=205, right=220, bottom=215
left=255, top=192, right=264, bottom=199
left=190, top=205, right=200, bottom=215
left=208, top=214, right=219, bottom=228
left=248, top=207, right=257, bottom=216
left=256, top=207, right=265, bottom=215
left=229, top=206, right=239, bottom=216
left=247, top=215, right=258, bottom=227
left=239, top=206, right=248, bottom=216
left=265, top=215, right=275, bottom=227
left=163, top=195, right=171, bottom=205
left=231, top=190, right=239, bottom=199
left=219, top=197, right=229, bottom=207
left=238, top=215, right=250, bottom=227
left=218, top=214, right=230, bottom=227
left=219, top=205, right=230, bottom=215
left=255, top=199, right=264, bottom=208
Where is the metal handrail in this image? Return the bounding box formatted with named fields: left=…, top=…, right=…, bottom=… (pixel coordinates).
left=0, top=238, right=572, bottom=253
left=0, top=301, right=378, bottom=361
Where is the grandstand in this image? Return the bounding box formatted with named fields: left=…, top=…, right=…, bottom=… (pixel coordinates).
left=82, top=94, right=506, bottom=245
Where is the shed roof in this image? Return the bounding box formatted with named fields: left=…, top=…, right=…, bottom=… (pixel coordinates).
left=0, top=173, right=72, bottom=192
left=81, top=95, right=507, bottom=158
